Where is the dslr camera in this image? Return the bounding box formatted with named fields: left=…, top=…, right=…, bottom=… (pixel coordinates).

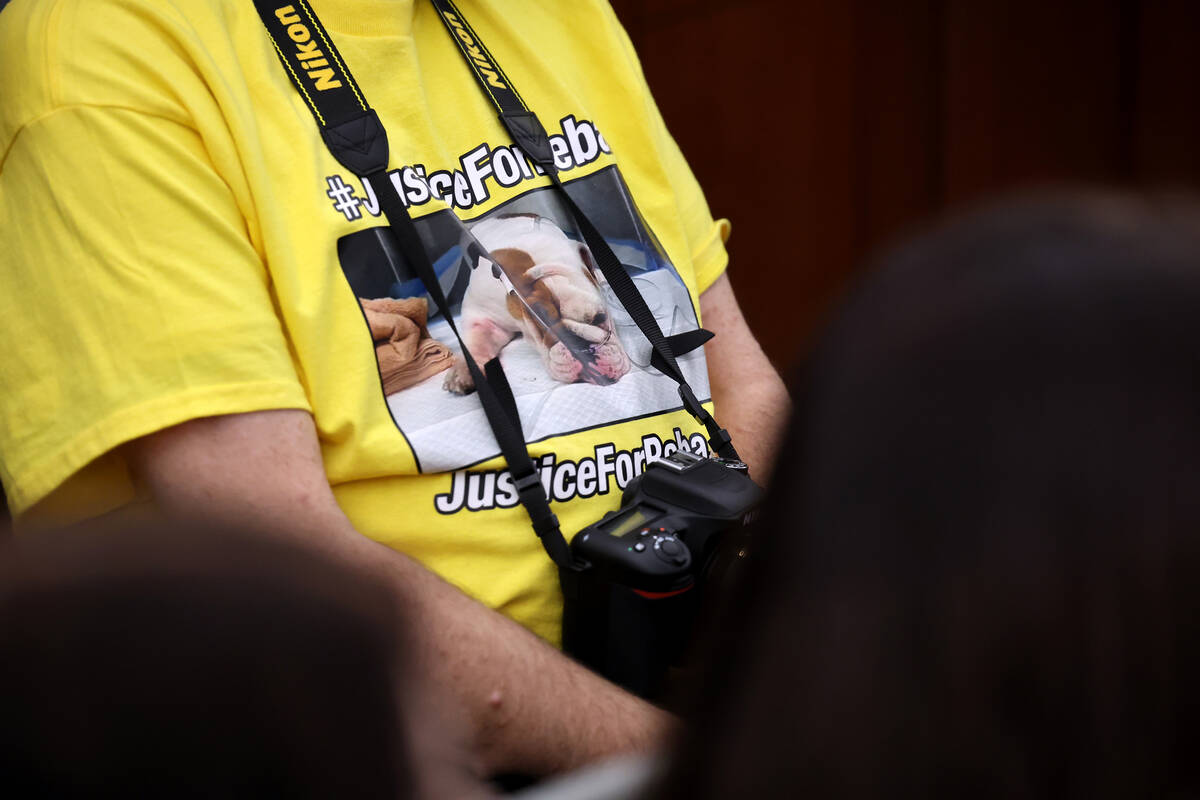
left=560, top=449, right=764, bottom=698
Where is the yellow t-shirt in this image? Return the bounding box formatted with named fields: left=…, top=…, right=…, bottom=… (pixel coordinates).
left=0, top=0, right=729, bottom=642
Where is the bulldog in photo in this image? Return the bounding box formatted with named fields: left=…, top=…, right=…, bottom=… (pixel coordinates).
left=443, top=214, right=632, bottom=394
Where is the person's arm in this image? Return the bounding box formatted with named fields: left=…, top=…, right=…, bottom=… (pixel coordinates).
left=699, top=273, right=792, bottom=479
left=121, top=409, right=672, bottom=778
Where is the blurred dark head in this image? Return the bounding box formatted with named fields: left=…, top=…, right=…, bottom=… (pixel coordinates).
left=0, top=522, right=411, bottom=798
left=660, top=193, right=1200, bottom=799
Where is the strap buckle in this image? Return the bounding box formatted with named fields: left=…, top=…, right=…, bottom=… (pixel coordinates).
left=320, top=109, right=390, bottom=176
left=513, top=469, right=563, bottom=543
left=513, top=469, right=543, bottom=494
left=708, top=426, right=734, bottom=454
left=500, top=111, right=556, bottom=173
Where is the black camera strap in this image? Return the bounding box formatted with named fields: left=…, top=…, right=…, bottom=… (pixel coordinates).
left=427, top=0, right=738, bottom=461
left=252, top=0, right=741, bottom=570
left=253, top=0, right=574, bottom=569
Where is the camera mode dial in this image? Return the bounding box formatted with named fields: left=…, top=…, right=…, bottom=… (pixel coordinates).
left=630, top=526, right=690, bottom=568
left=652, top=532, right=688, bottom=567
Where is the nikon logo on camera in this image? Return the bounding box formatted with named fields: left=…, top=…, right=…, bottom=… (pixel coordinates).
left=273, top=5, right=343, bottom=91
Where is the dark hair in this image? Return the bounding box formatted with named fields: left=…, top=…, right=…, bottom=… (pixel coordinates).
left=0, top=522, right=412, bottom=798
left=658, top=194, right=1200, bottom=798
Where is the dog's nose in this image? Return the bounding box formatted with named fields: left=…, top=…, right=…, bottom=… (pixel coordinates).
left=590, top=311, right=607, bottom=327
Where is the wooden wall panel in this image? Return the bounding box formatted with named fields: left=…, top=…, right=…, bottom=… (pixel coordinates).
left=941, top=0, right=1130, bottom=202
left=614, top=0, right=951, bottom=367
left=612, top=0, right=1200, bottom=372
left=851, top=0, right=944, bottom=255
left=1133, top=0, right=1200, bottom=186
left=616, top=0, right=861, bottom=366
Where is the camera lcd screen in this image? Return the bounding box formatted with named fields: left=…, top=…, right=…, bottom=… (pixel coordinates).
left=599, top=507, right=652, bottom=538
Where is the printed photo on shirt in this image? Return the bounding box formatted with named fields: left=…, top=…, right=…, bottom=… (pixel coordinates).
left=337, top=166, right=710, bottom=473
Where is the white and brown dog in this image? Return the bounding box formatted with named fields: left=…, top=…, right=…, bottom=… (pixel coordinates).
left=442, top=214, right=632, bottom=394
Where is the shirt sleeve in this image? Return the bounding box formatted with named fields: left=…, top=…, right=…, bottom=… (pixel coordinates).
left=0, top=102, right=309, bottom=520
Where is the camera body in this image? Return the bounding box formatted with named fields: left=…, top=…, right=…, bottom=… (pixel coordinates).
left=560, top=449, right=763, bottom=698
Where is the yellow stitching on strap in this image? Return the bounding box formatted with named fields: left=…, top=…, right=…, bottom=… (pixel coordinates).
left=436, top=7, right=501, bottom=109
left=444, top=0, right=524, bottom=109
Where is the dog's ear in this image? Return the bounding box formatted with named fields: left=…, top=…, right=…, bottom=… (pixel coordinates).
left=505, top=290, right=525, bottom=321
left=578, top=243, right=599, bottom=278
left=490, top=247, right=536, bottom=288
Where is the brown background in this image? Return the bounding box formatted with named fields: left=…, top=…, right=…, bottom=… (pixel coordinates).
left=611, top=0, right=1200, bottom=370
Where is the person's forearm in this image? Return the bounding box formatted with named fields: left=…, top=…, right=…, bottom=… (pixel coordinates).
left=304, top=508, right=672, bottom=776
left=123, top=410, right=672, bottom=777
left=710, top=366, right=790, bottom=481
left=700, top=273, right=792, bottom=480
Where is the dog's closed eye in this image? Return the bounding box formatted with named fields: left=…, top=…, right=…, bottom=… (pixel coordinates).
left=561, top=318, right=610, bottom=344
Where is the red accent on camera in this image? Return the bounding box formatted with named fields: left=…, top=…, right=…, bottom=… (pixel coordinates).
left=633, top=585, right=694, bottom=600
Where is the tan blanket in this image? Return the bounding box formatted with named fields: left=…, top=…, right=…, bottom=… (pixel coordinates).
left=359, top=297, right=453, bottom=394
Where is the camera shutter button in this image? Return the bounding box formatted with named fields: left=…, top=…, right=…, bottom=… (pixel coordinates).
left=654, top=537, right=688, bottom=566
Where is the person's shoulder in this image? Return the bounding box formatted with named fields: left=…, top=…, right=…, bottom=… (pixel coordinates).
left=0, top=0, right=61, bottom=143
left=483, top=0, right=639, bottom=75
left=1, top=0, right=236, bottom=144
left=481, top=0, right=626, bottom=43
